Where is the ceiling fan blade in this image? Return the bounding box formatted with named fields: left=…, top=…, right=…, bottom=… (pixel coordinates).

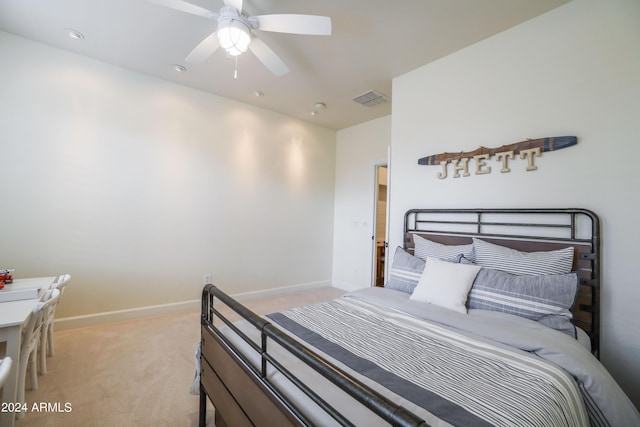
left=223, top=0, right=243, bottom=12
left=252, top=14, right=331, bottom=35
left=248, top=37, right=289, bottom=76
left=185, top=32, right=220, bottom=64
left=147, top=0, right=214, bottom=18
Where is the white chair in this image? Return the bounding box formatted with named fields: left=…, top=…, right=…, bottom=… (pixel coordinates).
left=39, top=274, right=71, bottom=373
left=0, top=357, right=12, bottom=389
left=17, top=289, right=60, bottom=419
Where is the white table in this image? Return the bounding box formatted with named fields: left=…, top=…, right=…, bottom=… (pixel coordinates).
left=0, top=276, right=56, bottom=427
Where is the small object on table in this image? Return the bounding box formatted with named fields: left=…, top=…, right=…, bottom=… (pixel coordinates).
left=1, top=269, right=14, bottom=285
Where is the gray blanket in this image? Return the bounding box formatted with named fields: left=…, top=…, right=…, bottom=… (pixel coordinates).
left=267, top=287, right=639, bottom=427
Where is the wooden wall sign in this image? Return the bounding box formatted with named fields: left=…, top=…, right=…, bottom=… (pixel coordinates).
left=418, top=136, right=577, bottom=179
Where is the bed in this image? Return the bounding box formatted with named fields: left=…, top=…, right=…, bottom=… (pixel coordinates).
left=197, top=208, right=640, bottom=427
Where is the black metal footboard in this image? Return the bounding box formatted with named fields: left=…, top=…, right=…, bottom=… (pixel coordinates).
left=199, top=284, right=428, bottom=427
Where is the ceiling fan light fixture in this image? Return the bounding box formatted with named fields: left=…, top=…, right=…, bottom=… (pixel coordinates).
left=217, top=19, right=251, bottom=56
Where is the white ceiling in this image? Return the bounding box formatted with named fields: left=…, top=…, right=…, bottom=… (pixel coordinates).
left=0, top=0, right=570, bottom=130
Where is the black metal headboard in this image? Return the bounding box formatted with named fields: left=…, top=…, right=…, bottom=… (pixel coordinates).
left=403, top=208, right=601, bottom=357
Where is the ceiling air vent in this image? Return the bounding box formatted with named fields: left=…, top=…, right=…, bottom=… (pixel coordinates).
left=352, top=90, right=390, bottom=107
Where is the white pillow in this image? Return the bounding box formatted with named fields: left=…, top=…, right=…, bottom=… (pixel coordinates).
left=410, top=257, right=481, bottom=313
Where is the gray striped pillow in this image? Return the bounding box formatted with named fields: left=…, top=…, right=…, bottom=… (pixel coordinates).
left=385, top=247, right=425, bottom=294
left=472, top=238, right=574, bottom=276
left=468, top=268, right=578, bottom=336
left=413, top=234, right=474, bottom=261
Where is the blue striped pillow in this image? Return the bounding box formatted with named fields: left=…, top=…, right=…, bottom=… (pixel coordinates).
left=468, top=268, right=578, bottom=336
left=385, top=247, right=425, bottom=294
left=413, top=234, right=474, bottom=261
left=472, top=238, right=574, bottom=276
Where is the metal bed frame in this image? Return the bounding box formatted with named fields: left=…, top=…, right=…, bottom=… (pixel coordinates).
left=199, top=208, right=601, bottom=427
left=199, top=285, right=427, bottom=427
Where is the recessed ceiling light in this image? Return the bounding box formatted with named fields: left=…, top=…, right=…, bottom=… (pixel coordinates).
left=310, top=102, right=326, bottom=116
left=64, top=28, right=84, bottom=40
left=172, top=64, right=187, bottom=73
left=254, top=91, right=264, bottom=97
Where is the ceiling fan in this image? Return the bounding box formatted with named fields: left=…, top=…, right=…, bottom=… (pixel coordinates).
left=149, top=0, right=332, bottom=76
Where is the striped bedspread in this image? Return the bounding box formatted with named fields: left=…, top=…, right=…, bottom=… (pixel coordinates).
left=268, top=296, right=589, bottom=427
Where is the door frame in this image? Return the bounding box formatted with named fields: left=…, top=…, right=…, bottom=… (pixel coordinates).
left=370, top=148, right=391, bottom=287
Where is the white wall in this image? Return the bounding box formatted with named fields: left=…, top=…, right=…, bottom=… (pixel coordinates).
left=332, top=116, right=391, bottom=291
left=389, top=0, right=640, bottom=407
left=0, top=31, right=336, bottom=321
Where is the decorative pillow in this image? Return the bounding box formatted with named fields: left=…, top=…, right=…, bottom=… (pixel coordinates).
left=413, top=234, right=474, bottom=261
left=410, top=257, right=481, bottom=314
left=472, top=238, right=574, bottom=276
left=385, top=247, right=425, bottom=294
left=468, top=268, right=579, bottom=336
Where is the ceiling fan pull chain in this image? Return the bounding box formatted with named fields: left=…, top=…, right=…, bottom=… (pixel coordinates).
left=234, top=55, right=239, bottom=79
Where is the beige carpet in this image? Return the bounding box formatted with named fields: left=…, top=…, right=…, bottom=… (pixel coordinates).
left=15, top=286, right=344, bottom=427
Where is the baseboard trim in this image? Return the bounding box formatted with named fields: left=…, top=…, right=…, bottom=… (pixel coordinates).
left=229, top=280, right=331, bottom=302
left=54, top=280, right=332, bottom=331
left=331, top=280, right=366, bottom=292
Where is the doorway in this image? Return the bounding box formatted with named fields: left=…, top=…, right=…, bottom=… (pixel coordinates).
left=373, top=164, right=388, bottom=287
